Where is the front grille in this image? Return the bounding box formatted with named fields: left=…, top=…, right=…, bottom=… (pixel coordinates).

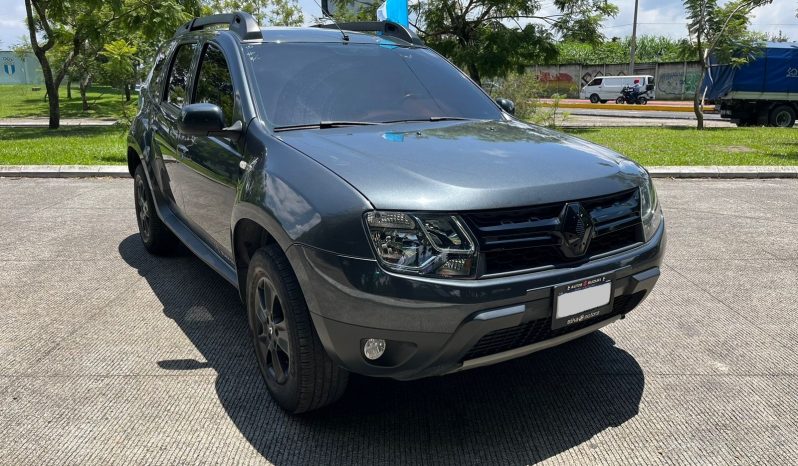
left=461, top=291, right=646, bottom=361
left=463, top=189, right=643, bottom=276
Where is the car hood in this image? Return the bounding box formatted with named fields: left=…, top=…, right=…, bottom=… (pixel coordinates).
left=277, top=119, right=647, bottom=211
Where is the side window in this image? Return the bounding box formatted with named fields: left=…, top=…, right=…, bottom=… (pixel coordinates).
left=193, top=43, right=235, bottom=126
left=165, top=43, right=197, bottom=107
left=589, top=78, right=603, bottom=86
left=147, top=46, right=169, bottom=98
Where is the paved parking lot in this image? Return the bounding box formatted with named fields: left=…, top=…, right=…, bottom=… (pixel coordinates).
left=1, top=177, right=796, bottom=465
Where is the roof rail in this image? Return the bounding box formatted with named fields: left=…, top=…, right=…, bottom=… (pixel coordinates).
left=313, top=21, right=424, bottom=46
left=174, top=12, right=262, bottom=40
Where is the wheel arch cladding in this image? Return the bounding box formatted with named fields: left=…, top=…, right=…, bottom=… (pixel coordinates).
left=127, top=146, right=141, bottom=177
left=233, top=217, right=278, bottom=298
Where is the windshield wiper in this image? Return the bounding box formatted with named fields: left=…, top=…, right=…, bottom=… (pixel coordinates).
left=273, top=121, right=382, bottom=132
left=381, top=117, right=473, bottom=124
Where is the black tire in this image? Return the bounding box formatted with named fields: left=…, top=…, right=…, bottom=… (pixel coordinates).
left=638, top=97, right=648, bottom=105
left=589, top=94, right=600, bottom=104
left=133, top=164, right=178, bottom=255
left=769, top=105, right=796, bottom=128
left=615, top=97, right=625, bottom=105
left=246, top=245, right=348, bottom=413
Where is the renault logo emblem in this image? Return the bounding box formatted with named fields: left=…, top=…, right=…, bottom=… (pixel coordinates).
left=559, top=203, right=594, bottom=258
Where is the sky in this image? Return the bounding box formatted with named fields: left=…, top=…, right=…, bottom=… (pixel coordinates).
left=1, top=0, right=797, bottom=49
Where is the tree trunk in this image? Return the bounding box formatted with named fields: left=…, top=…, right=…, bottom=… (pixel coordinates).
left=25, top=0, right=60, bottom=129
left=35, top=51, right=60, bottom=129
left=66, top=76, right=72, bottom=99
left=79, top=76, right=89, bottom=111
left=467, top=63, right=481, bottom=87
left=693, top=36, right=705, bottom=130
left=693, top=65, right=705, bottom=130
left=124, top=83, right=131, bottom=102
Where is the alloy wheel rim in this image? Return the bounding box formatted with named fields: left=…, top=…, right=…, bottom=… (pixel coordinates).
left=776, top=111, right=791, bottom=127
left=254, top=276, right=290, bottom=384
left=136, top=177, right=151, bottom=241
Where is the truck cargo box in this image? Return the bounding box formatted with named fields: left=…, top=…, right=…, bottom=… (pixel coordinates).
left=705, top=42, right=798, bottom=100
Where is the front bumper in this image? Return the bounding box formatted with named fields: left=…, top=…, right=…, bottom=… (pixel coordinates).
left=287, top=222, right=665, bottom=380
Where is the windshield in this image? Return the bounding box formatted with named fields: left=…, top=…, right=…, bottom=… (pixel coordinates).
left=246, top=42, right=503, bottom=128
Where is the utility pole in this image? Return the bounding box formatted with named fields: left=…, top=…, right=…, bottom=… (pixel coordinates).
left=629, top=0, right=639, bottom=74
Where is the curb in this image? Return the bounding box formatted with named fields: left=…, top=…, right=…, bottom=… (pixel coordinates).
left=0, top=119, right=118, bottom=127
left=648, top=166, right=798, bottom=179
left=0, top=165, right=129, bottom=178
left=540, top=102, right=715, bottom=113
left=2, top=166, right=798, bottom=180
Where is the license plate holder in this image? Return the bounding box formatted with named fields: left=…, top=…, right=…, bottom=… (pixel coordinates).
left=552, top=274, right=613, bottom=330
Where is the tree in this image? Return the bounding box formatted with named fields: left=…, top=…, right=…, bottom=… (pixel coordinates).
left=556, top=35, right=697, bottom=65
left=102, top=40, right=138, bottom=102
left=205, top=0, right=303, bottom=26
left=23, top=0, right=194, bottom=129
left=683, top=0, right=772, bottom=129
left=409, top=0, right=618, bottom=85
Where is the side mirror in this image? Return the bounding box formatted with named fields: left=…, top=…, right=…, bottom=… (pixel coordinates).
left=179, top=103, right=242, bottom=141
left=496, top=98, right=515, bottom=115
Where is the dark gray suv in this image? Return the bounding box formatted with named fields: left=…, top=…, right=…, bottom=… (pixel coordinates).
left=128, top=12, right=666, bottom=413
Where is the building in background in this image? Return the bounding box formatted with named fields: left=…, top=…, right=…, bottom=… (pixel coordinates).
left=0, top=51, right=43, bottom=85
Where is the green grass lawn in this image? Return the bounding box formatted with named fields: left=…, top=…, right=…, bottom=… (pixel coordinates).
left=0, top=125, right=796, bottom=166
left=0, top=84, right=138, bottom=120
left=566, top=127, right=798, bottom=166
left=0, top=127, right=126, bottom=165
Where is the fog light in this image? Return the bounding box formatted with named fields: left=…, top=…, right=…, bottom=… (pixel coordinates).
left=363, top=338, right=386, bottom=360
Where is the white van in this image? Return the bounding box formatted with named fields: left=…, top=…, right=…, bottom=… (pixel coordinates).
left=579, top=75, right=655, bottom=103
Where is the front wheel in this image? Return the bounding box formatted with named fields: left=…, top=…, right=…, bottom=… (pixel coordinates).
left=616, top=97, right=625, bottom=105
left=246, top=245, right=348, bottom=413
left=589, top=94, right=600, bottom=104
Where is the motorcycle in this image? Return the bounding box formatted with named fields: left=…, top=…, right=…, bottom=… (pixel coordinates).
left=616, top=86, right=648, bottom=105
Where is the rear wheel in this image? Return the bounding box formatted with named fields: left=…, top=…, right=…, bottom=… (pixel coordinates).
left=638, top=97, right=648, bottom=105
left=589, top=94, right=600, bottom=104
left=133, top=164, right=178, bottom=255
left=246, top=245, right=348, bottom=413
left=769, top=105, right=796, bottom=128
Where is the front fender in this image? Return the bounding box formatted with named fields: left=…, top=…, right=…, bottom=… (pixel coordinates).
left=233, top=122, right=375, bottom=259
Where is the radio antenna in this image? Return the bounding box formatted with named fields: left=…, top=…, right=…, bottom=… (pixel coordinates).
left=314, top=0, right=349, bottom=41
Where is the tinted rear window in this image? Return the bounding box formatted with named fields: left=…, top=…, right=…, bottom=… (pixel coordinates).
left=246, top=43, right=502, bottom=127
left=165, top=43, right=197, bottom=107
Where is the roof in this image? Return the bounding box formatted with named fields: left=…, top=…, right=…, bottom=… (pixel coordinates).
left=761, top=41, right=798, bottom=49
left=175, top=13, right=422, bottom=46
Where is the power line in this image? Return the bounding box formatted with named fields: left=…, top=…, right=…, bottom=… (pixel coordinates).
left=604, top=22, right=798, bottom=28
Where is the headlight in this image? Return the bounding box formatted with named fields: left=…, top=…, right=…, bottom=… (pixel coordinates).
left=365, top=211, right=477, bottom=278
left=640, top=175, right=662, bottom=241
